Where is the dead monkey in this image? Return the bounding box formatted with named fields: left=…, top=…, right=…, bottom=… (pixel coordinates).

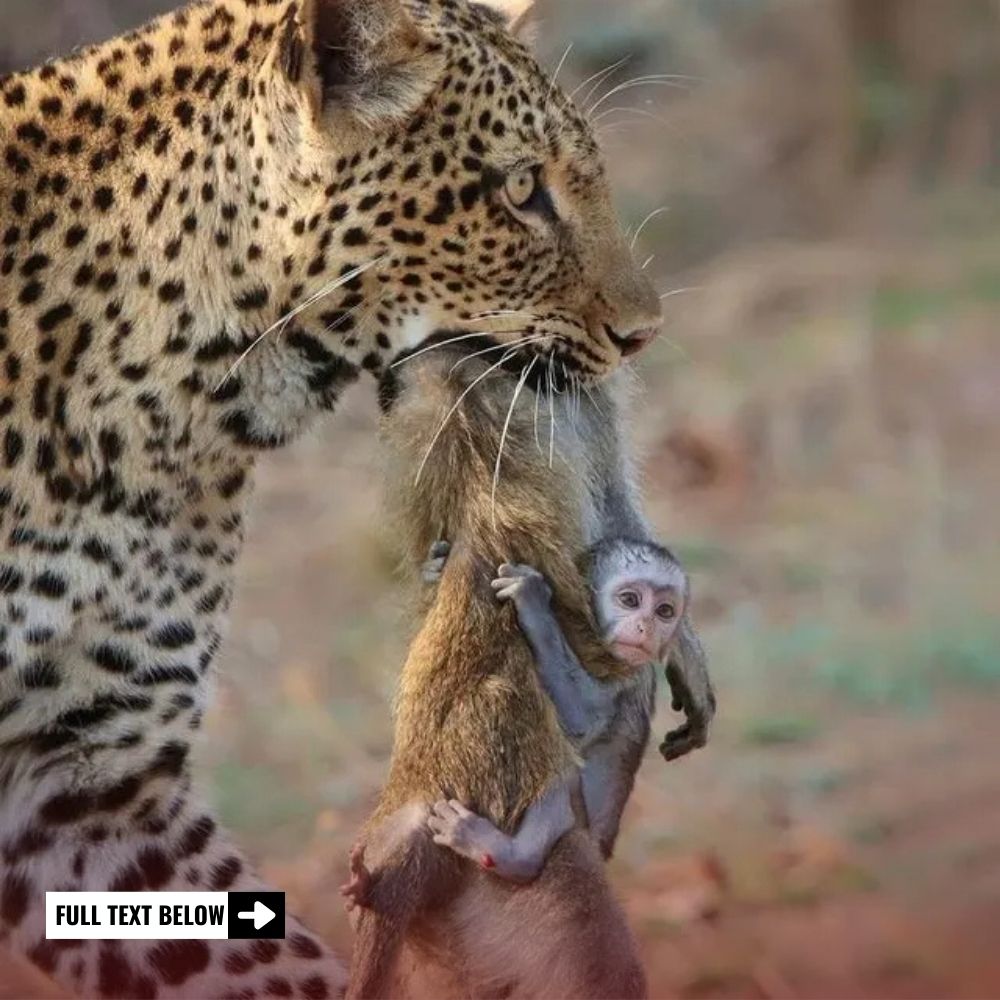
left=345, top=348, right=712, bottom=998
left=425, top=536, right=708, bottom=880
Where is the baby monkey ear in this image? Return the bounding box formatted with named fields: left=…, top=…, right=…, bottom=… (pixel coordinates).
left=282, top=0, right=445, bottom=128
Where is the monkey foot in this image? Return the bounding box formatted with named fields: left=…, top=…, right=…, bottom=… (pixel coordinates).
left=340, top=842, right=373, bottom=912
left=428, top=800, right=529, bottom=882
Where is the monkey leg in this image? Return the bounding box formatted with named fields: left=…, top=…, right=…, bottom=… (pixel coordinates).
left=453, top=829, right=646, bottom=1000
left=427, top=776, right=576, bottom=884
left=346, top=801, right=454, bottom=1000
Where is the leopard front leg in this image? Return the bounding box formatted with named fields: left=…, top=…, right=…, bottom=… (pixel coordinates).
left=1, top=751, right=346, bottom=1000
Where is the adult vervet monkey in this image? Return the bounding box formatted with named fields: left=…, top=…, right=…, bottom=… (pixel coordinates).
left=344, top=346, right=713, bottom=998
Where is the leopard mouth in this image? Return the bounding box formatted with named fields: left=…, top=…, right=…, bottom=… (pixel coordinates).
left=387, top=331, right=573, bottom=391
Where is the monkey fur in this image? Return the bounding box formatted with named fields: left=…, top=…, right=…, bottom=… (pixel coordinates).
left=346, top=350, right=652, bottom=999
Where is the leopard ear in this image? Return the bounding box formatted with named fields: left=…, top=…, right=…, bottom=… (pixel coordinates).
left=281, top=0, right=445, bottom=128
left=476, top=0, right=539, bottom=46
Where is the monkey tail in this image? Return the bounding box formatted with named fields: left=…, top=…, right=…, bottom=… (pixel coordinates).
left=347, top=829, right=446, bottom=999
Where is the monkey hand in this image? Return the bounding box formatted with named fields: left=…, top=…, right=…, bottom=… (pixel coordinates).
left=660, top=657, right=716, bottom=763
left=421, top=540, right=451, bottom=585
left=659, top=720, right=709, bottom=762
left=491, top=563, right=552, bottom=615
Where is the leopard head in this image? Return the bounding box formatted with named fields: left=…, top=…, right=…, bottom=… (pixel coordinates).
left=257, top=0, right=662, bottom=383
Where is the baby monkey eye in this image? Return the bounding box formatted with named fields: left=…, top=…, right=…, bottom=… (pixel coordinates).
left=656, top=603, right=676, bottom=621
left=618, top=590, right=640, bottom=610
left=504, top=167, right=538, bottom=208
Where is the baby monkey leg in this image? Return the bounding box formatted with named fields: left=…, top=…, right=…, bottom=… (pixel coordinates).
left=427, top=777, right=576, bottom=883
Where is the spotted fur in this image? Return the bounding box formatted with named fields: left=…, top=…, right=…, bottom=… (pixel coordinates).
left=0, top=0, right=659, bottom=995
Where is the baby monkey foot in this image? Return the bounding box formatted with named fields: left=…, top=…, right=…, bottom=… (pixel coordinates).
left=422, top=540, right=451, bottom=584
left=339, top=843, right=373, bottom=913
left=428, top=800, right=529, bottom=882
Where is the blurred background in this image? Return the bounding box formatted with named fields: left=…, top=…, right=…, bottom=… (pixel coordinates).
left=3, top=1, right=999, bottom=997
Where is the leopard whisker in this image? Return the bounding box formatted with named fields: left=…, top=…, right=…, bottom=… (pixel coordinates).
left=547, top=355, right=557, bottom=469
left=414, top=348, right=520, bottom=486
left=390, top=330, right=505, bottom=368
left=629, top=207, right=670, bottom=249
left=545, top=43, right=573, bottom=109
left=491, top=356, right=536, bottom=529
left=581, top=383, right=608, bottom=419
left=448, top=333, right=557, bottom=374
left=570, top=54, right=631, bottom=106
left=591, top=105, right=672, bottom=131
left=588, top=75, right=697, bottom=117
left=533, top=366, right=543, bottom=456
left=216, top=256, right=384, bottom=390
left=659, top=286, right=705, bottom=300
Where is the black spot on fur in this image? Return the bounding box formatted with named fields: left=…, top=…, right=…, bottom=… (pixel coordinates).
left=250, top=939, right=280, bottom=964
left=1, top=872, right=31, bottom=926
left=30, top=570, right=67, bottom=598
left=209, top=855, right=242, bottom=890
left=149, top=621, right=196, bottom=650
left=90, top=643, right=137, bottom=675
left=147, top=939, right=210, bottom=987
left=288, top=934, right=322, bottom=960
left=177, top=815, right=215, bottom=857
left=137, top=846, right=174, bottom=890
left=300, top=975, right=330, bottom=1000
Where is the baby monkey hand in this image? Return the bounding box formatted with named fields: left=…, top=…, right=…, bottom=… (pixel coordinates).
left=659, top=655, right=716, bottom=762
left=422, top=540, right=451, bottom=584
left=491, top=563, right=553, bottom=616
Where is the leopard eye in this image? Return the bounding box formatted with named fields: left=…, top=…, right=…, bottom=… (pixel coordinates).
left=504, top=167, right=537, bottom=208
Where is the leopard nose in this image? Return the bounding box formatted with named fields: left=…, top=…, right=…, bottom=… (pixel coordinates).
left=605, top=323, right=659, bottom=358
left=620, top=326, right=658, bottom=357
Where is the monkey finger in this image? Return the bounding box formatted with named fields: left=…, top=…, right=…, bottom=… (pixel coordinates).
left=431, top=799, right=458, bottom=819
left=430, top=540, right=451, bottom=558
left=494, top=586, right=521, bottom=602
left=448, top=799, right=473, bottom=818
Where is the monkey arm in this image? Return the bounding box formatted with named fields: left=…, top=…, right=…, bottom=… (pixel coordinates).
left=493, top=564, right=618, bottom=748
left=660, top=614, right=716, bottom=761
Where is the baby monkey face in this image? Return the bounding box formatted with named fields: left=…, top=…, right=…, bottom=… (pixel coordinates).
left=596, top=550, right=688, bottom=668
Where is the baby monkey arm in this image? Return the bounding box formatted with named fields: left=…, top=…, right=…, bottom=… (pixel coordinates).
left=661, top=616, right=715, bottom=761
left=492, top=563, right=620, bottom=749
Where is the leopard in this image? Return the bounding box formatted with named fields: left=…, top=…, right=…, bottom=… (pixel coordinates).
left=0, top=0, right=662, bottom=996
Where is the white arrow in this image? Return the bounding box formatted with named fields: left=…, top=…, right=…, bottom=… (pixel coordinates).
left=237, top=900, right=276, bottom=930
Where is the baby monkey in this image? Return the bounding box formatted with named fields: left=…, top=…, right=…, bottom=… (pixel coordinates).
left=424, top=537, right=699, bottom=883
